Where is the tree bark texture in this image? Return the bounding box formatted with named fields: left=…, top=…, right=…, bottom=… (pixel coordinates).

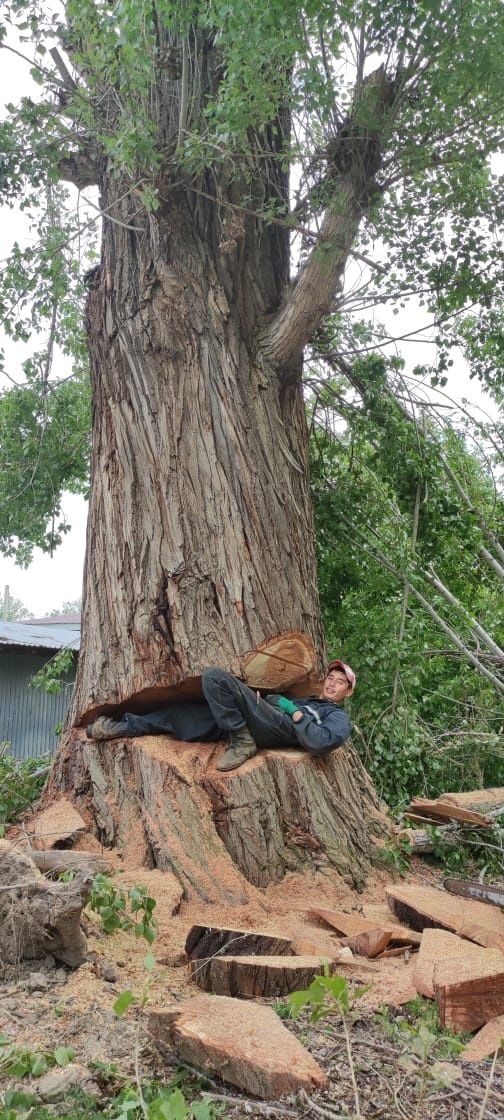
left=48, top=732, right=390, bottom=899
left=73, top=174, right=325, bottom=724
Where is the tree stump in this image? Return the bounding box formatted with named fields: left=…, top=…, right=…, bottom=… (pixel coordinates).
left=47, top=731, right=390, bottom=901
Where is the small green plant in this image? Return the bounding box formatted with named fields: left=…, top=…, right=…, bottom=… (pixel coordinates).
left=288, top=972, right=369, bottom=1119
left=0, top=1035, right=75, bottom=1079
left=88, top=874, right=157, bottom=944
left=374, top=997, right=466, bottom=1059
left=273, top=999, right=294, bottom=1020
left=379, top=834, right=412, bottom=876
left=0, top=749, right=50, bottom=826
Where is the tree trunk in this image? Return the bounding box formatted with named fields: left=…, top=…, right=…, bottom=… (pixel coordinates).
left=48, top=732, right=390, bottom=900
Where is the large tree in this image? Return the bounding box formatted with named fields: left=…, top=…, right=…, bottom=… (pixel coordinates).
left=1, top=1, right=503, bottom=893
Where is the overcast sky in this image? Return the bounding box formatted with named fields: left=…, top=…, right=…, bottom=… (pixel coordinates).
left=0, top=28, right=496, bottom=617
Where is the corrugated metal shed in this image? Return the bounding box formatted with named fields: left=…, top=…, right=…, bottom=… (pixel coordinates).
left=0, top=622, right=80, bottom=760
left=0, top=621, right=80, bottom=651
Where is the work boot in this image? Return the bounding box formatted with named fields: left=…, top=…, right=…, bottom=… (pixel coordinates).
left=86, top=716, right=130, bottom=741
left=217, top=726, right=257, bottom=771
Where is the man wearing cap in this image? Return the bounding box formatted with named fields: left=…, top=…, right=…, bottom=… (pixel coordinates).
left=87, top=659, right=355, bottom=772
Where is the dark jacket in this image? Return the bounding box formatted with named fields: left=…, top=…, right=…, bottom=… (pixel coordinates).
left=266, top=694, right=351, bottom=755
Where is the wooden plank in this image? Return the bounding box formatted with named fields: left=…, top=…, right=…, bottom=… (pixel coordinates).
left=413, top=928, right=504, bottom=999
left=386, top=884, right=504, bottom=951
left=185, top=925, right=293, bottom=990
left=199, top=954, right=336, bottom=998
left=408, top=798, right=491, bottom=827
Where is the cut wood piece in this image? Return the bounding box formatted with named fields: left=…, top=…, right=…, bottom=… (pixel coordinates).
left=23, top=799, right=87, bottom=849
left=308, top=907, right=421, bottom=948
left=407, top=798, right=491, bottom=827
left=290, top=928, right=348, bottom=959
left=413, top=929, right=504, bottom=999
left=340, top=929, right=393, bottom=958
left=0, top=839, right=90, bottom=967
left=199, top=954, right=338, bottom=998
left=439, top=788, right=504, bottom=815
left=461, top=1015, right=504, bottom=1062
left=434, top=960, right=504, bottom=1033
left=186, top=925, right=293, bottom=990
left=241, top=630, right=317, bottom=690
left=147, top=994, right=328, bottom=1099
left=376, top=946, right=413, bottom=959
left=397, top=827, right=452, bottom=853
left=386, top=884, right=504, bottom=951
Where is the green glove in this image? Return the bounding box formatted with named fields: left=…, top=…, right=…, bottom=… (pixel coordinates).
left=277, top=696, right=300, bottom=716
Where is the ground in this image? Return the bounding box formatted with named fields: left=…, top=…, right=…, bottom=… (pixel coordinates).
left=1, top=856, right=503, bottom=1119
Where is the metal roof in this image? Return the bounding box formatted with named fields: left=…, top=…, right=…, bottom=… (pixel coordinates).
left=0, top=621, right=80, bottom=652
left=21, top=614, right=81, bottom=626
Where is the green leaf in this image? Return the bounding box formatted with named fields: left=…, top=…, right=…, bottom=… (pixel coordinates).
left=113, top=990, right=135, bottom=1016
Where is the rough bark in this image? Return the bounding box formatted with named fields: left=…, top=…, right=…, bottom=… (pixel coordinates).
left=0, top=841, right=90, bottom=967
left=199, top=954, right=340, bottom=998
left=47, top=732, right=390, bottom=900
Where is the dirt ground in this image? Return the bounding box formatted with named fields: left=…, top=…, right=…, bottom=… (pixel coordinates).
left=1, top=853, right=503, bottom=1119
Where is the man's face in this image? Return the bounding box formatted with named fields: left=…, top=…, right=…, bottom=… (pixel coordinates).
left=320, top=669, right=352, bottom=702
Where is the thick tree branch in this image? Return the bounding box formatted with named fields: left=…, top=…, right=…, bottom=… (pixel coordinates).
left=260, top=66, right=396, bottom=367
left=58, top=148, right=101, bottom=189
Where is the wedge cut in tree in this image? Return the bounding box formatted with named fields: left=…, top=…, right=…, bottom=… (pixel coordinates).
left=2, top=1, right=504, bottom=889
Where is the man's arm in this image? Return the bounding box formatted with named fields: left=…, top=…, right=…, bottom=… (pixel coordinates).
left=290, top=705, right=351, bottom=753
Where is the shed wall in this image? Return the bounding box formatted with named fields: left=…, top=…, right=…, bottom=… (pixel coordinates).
left=0, top=652, right=75, bottom=760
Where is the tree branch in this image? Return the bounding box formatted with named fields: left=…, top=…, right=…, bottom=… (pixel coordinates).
left=259, top=66, right=396, bottom=368
left=58, top=148, right=101, bottom=189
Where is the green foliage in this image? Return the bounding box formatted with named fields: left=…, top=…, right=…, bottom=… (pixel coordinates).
left=288, top=971, right=369, bottom=1022
left=374, top=997, right=467, bottom=1060
left=30, top=648, right=75, bottom=696
left=0, top=748, right=49, bottom=825
left=0, top=1035, right=75, bottom=1080
left=88, top=874, right=158, bottom=944
left=0, top=592, right=29, bottom=620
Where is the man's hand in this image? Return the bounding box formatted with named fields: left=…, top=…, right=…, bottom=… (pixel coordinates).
left=264, top=694, right=302, bottom=719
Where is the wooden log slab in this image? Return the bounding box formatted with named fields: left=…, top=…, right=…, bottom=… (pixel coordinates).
left=413, top=929, right=504, bottom=999
left=434, top=960, right=504, bottom=1033
left=407, top=798, right=491, bottom=827
left=147, top=994, right=328, bottom=1099
left=186, top=925, right=293, bottom=990
left=197, top=954, right=339, bottom=998
left=386, top=884, right=504, bottom=951
left=242, top=631, right=317, bottom=690
left=461, top=1015, right=504, bottom=1062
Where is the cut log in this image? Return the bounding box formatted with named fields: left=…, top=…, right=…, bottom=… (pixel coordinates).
left=242, top=631, right=317, bottom=691
left=439, top=788, right=504, bottom=815
left=18, top=799, right=87, bottom=849
left=46, top=732, right=389, bottom=898
left=461, top=1015, right=504, bottom=1062
left=386, top=884, right=504, bottom=951
left=307, top=907, right=421, bottom=947
left=406, top=798, right=491, bottom=827
left=397, top=827, right=453, bottom=853
left=413, top=929, right=504, bottom=999
left=0, top=840, right=90, bottom=967
left=340, top=929, right=394, bottom=958
left=434, top=959, right=504, bottom=1033
left=186, top=925, right=293, bottom=989
left=197, top=953, right=339, bottom=998
left=147, top=994, right=328, bottom=1099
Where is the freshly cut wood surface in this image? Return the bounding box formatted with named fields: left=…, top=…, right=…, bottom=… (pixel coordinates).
left=308, top=906, right=421, bottom=947
left=461, top=1014, right=504, bottom=1062
left=198, top=953, right=336, bottom=998
left=434, top=962, right=504, bottom=1032
left=23, top=799, right=86, bottom=849
left=413, top=929, right=504, bottom=999
left=340, top=929, right=394, bottom=958
left=242, top=630, right=317, bottom=690
left=386, top=884, right=504, bottom=951
left=185, top=925, right=293, bottom=989
left=147, top=994, right=328, bottom=1099
left=407, top=798, right=491, bottom=827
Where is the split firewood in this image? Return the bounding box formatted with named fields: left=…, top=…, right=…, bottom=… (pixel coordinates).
left=386, top=883, right=504, bottom=951
left=147, top=994, right=328, bottom=1099
left=0, top=839, right=90, bottom=967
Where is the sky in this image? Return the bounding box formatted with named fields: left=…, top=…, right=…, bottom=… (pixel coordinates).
left=0, top=24, right=497, bottom=617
